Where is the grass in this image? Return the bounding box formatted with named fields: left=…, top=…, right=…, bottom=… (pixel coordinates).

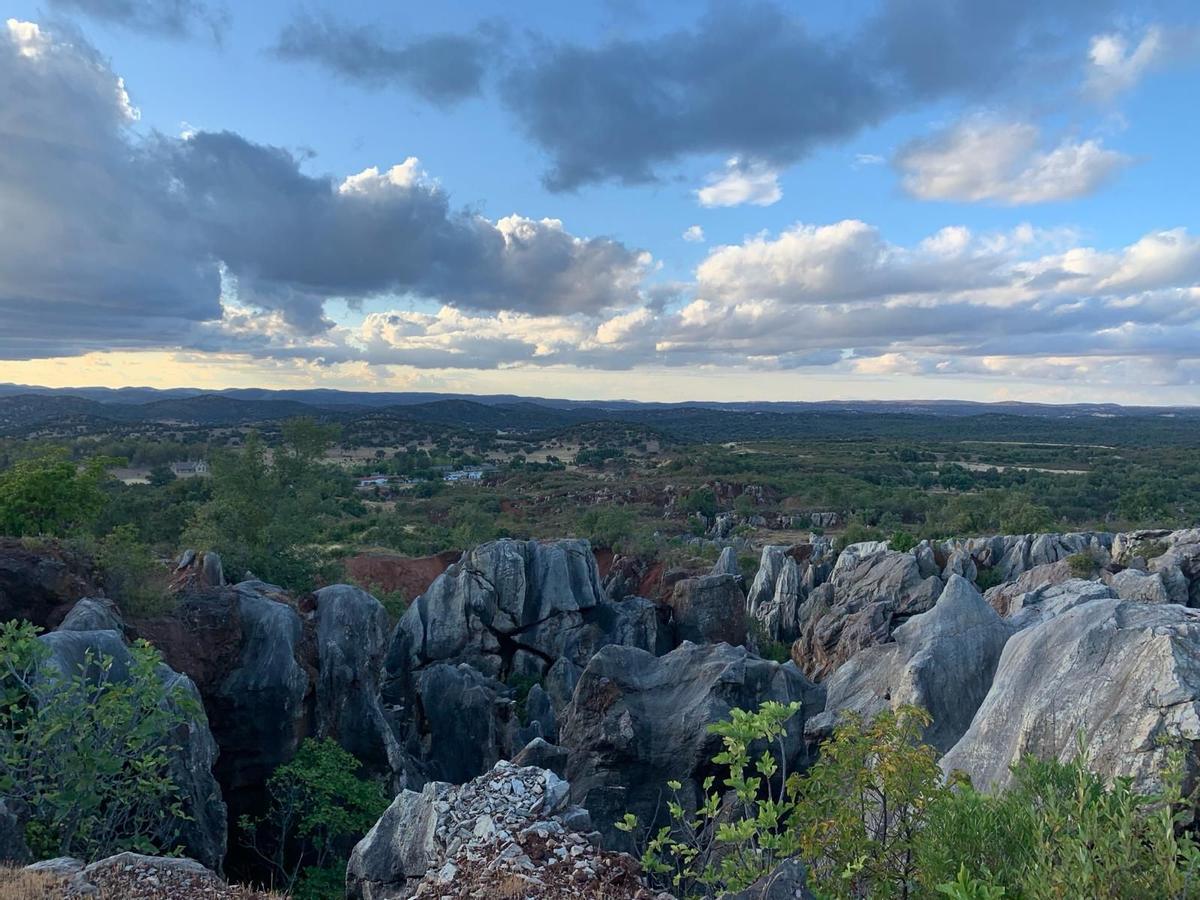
left=0, top=867, right=64, bottom=900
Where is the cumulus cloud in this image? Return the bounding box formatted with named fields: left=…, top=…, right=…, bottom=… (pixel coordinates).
left=0, top=21, right=648, bottom=360
left=896, top=119, right=1130, bottom=204
left=696, top=158, right=782, bottom=207
left=273, top=12, right=497, bottom=104
left=682, top=225, right=705, bottom=243
left=46, top=0, right=228, bottom=40
left=501, top=0, right=1113, bottom=190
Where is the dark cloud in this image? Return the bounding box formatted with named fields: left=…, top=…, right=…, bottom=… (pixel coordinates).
left=273, top=13, right=498, bottom=104
left=0, top=21, right=646, bottom=360
left=501, top=0, right=1112, bottom=190
left=46, top=0, right=229, bottom=40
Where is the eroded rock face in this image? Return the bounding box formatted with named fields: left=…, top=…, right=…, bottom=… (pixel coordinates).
left=386, top=539, right=608, bottom=685
left=311, top=585, right=401, bottom=773
left=0, top=538, right=98, bottom=629
left=559, top=641, right=823, bottom=849
left=1107, top=568, right=1171, bottom=604
left=807, top=576, right=1013, bottom=752
left=941, top=599, right=1200, bottom=794
left=206, top=582, right=310, bottom=801
left=791, top=549, right=943, bottom=680
left=667, top=574, right=746, bottom=647
left=347, top=761, right=647, bottom=900
left=37, top=628, right=227, bottom=871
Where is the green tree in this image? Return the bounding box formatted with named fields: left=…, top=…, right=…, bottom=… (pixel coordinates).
left=95, top=524, right=171, bottom=618
left=0, top=451, right=110, bottom=537
left=240, top=737, right=388, bottom=899
left=0, top=620, right=195, bottom=860
left=679, top=487, right=718, bottom=520
left=184, top=421, right=342, bottom=589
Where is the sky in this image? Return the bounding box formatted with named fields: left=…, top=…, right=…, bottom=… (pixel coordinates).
left=2, top=0, right=1199, bottom=404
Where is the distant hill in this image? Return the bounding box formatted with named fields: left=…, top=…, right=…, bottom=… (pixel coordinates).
left=1, top=384, right=1198, bottom=445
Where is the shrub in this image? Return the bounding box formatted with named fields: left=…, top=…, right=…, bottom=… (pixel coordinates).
left=889, top=530, right=917, bottom=553
left=788, top=707, right=944, bottom=897
left=1066, top=552, right=1098, bottom=578
left=239, top=738, right=388, bottom=897
left=0, top=620, right=195, bottom=860
left=95, top=524, right=172, bottom=618
left=973, top=566, right=1004, bottom=591
left=617, top=701, right=803, bottom=896
left=679, top=488, right=718, bottom=520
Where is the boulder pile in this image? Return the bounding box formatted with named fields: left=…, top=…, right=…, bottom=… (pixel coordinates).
left=347, top=760, right=667, bottom=900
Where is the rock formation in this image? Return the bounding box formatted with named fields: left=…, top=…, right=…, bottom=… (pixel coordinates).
left=941, top=598, right=1200, bottom=794
left=558, top=641, right=823, bottom=849
left=806, top=575, right=1013, bottom=752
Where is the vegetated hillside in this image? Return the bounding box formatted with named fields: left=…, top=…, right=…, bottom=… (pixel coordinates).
left=5, top=388, right=1200, bottom=445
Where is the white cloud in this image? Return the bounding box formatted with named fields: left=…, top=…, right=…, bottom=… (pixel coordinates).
left=338, top=157, right=428, bottom=194
left=853, top=153, right=884, bottom=167
left=1086, top=27, right=1164, bottom=99
left=896, top=119, right=1130, bottom=205
left=682, top=225, right=705, bottom=243
left=695, top=157, right=782, bottom=207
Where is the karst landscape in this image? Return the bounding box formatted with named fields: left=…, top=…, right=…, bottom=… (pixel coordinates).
left=4, top=0, right=1200, bottom=897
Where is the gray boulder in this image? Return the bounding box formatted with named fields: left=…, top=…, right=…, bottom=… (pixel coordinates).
left=37, top=628, right=226, bottom=871
left=1004, top=578, right=1115, bottom=631
left=791, top=549, right=942, bottom=680
left=208, top=582, right=310, bottom=800
left=312, top=585, right=402, bottom=773
left=807, top=576, right=1012, bottom=752
left=1107, top=568, right=1171, bottom=604
left=712, top=545, right=743, bottom=581
left=746, top=546, right=791, bottom=619
left=559, top=641, right=823, bottom=849
left=346, top=781, right=446, bottom=899
left=57, top=597, right=124, bottom=633
left=409, top=663, right=518, bottom=785
left=941, top=599, right=1200, bottom=794
left=668, top=574, right=747, bottom=647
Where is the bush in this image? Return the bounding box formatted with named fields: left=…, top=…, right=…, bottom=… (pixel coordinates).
left=239, top=738, right=388, bottom=897
left=1066, top=552, right=1098, bottom=578
left=679, top=488, right=718, bottom=520
left=973, top=567, right=1004, bottom=592
left=889, top=530, right=917, bottom=553
left=0, top=620, right=196, bottom=860
left=625, top=701, right=1200, bottom=899
left=95, top=524, right=172, bottom=618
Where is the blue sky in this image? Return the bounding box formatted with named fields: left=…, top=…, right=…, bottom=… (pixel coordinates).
left=2, top=0, right=1199, bottom=402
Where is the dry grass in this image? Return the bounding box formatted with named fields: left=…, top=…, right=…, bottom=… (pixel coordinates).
left=0, top=867, right=66, bottom=899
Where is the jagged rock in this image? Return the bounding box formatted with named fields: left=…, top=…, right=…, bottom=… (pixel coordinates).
left=202, top=581, right=310, bottom=815
left=1004, top=578, right=1115, bottom=630
left=57, top=597, right=124, bottom=633
left=522, top=683, right=558, bottom=741
left=25, top=857, right=83, bottom=877
left=559, top=641, right=823, bottom=849
left=347, top=781, right=444, bottom=899
left=1106, top=568, right=1171, bottom=604
left=0, top=537, right=98, bottom=629
left=37, top=628, right=226, bottom=871
left=806, top=576, right=1013, bottom=752
left=0, top=798, right=29, bottom=864
left=543, top=657, right=582, bottom=714
left=983, top=559, right=1073, bottom=617
left=941, top=599, right=1200, bottom=794
left=312, top=584, right=401, bottom=773
left=513, top=738, right=570, bottom=778
left=667, top=574, right=746, bottom=647
left=387, top=539, right=608, bottom=685
left=409, top=663, right=519, bottom=785
left=170, top=549, right=225, bottom=593
left=727, top=859, right=816, bottom=899
left=791, top=549, right=943, bottom=680
left=746, top=546, right=791, bottom=619
left=712, top=546, right=742, bottom=581
left=941, top=549, right=977, bottom=584
left=914, top=542, right=940, bottom=579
